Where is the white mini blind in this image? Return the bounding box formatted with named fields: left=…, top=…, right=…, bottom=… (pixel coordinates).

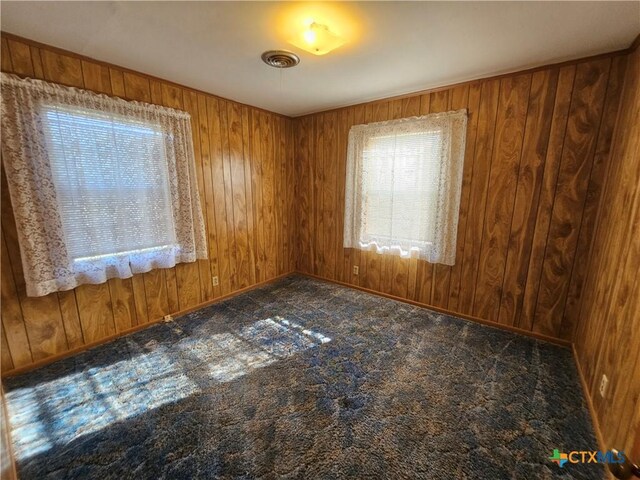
left=0, top=73, right=207, bottom=297
left=344, top=110, right=467, bottom=265
left=43, top=105, right=177, bottom=261
left=362, top=130, right=442, bottom=246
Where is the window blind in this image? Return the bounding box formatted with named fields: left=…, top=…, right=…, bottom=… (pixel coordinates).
left=42, top=105, right=177, bottom=261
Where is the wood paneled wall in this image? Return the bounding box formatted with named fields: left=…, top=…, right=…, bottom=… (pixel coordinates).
left=294, top=53, right=629, bottom=343
left=0, top=34, right=296, bottom=374
left=0, top=30, right=636, bottom=415
left=573, top=43, right=640, bottom=459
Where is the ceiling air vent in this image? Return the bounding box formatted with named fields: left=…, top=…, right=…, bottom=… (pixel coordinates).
left=261, top=50, right=300, bottom=68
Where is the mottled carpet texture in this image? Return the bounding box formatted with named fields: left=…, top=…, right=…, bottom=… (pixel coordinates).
left=5, top=275, right=602, bottom=479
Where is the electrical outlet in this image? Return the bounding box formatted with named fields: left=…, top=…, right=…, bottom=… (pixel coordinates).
left=599, top=374, right=609, bottom=398
left=353, top=265, right=359, bottom=275
left=163, top=315, right=173, bottom=323
left=212, top=276, right=219, bottom=286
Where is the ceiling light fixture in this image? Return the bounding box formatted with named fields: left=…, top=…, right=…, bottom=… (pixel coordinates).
left=261, top=50, right=300, bottom=68
left=289, top=20, right=346, bottom=56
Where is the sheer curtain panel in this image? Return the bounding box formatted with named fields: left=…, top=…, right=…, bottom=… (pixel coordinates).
left=1, top=73, right=207, bottom=297
left=343, top=110, right=467, bottom=265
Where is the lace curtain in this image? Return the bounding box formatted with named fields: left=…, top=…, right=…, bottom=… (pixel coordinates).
left=1, top=73, right=207, bottom=297
left=343, top=109, right=467, bottom=265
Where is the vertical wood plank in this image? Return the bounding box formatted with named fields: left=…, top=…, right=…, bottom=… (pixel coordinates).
left=473, top=74, right=531, bottom=321
left=109, top=69, right=126, bottom=97
left=57, top=291, right=84, bottom=348
left=130, top=276, right=149, bottom=325
left=498, top=69, right=558, bottom=327
left=194, top=93, right=221, bottom=298
left=334, top=110, right=348, bottom=283
left=532, top=58, right=611, bottom=337
left=81, top=61, right=111, bottom=93
left=29, top=46, right=44, bottom=79
left=143, top=270, right=170, bottom=321
left=560, top=55, right=627, bottom=339
left=6, top=39, right=34, bottom=77
left=295, top=116, right=312, bottom=274
left=314, top=113, right=325, bottom=277
left=518, top=65, right=577, bottom=330
left=273, top=116, right=284, bottom=276
left=448, top=82, right=481, bottom=311
left=40, top=50, right=83, bottom=87
left=241, top=106, right=257, bottom=284
left=225, top=102, right=251, bottom=289
left=209, top=97, right=235, bottom=294
left=1, top=325, right=14, bottom=372
left=183, top=89, right=214, bottom=302
left=219, top=100, right=240, bottom=290
left=283, top=116, right=293, bottom=274
left=251, top=110, right=267, bottom=282
left=1, top=230, right=33, bottom=368
left=260, top=111, right=278, bottom=280
left=323, top=111, right=338, bottom=280
left=286, top=118, right=297, bottom=272
left=1, top=38, right=13, bottom=71
left=458, top=79, right=501, bottom=314
left=107, top=279, right=137, bottom=332
left=75, top=284, right=116, bottom=344
left=123, top=72, right=152, bottom=102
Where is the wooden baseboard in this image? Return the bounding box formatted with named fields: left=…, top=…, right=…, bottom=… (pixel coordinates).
left=295, top=271, right=572, bottom=348
left=1, top=272, right=295, bottom=378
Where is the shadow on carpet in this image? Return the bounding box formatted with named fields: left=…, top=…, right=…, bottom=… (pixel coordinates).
left=4, top=275, right=603, bottom=479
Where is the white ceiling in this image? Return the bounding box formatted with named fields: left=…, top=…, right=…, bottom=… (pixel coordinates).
left=1, top=1, right=638, bottom=117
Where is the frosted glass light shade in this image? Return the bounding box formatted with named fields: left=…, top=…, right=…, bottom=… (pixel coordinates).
left=289, top=22, right=346, bottom=56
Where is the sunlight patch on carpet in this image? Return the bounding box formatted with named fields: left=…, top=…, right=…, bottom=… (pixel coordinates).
left=6, top=316, right=330, bottom=462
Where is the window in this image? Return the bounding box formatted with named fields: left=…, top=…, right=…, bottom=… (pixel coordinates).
left=1, top=73, right=207, bottom=297
left=43, top=105, right=177, bottom=262
left=343, top=110, right=467, bottom=265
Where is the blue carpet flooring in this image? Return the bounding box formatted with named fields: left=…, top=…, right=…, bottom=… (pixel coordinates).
left=4, top=275, right=602, bottom=479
